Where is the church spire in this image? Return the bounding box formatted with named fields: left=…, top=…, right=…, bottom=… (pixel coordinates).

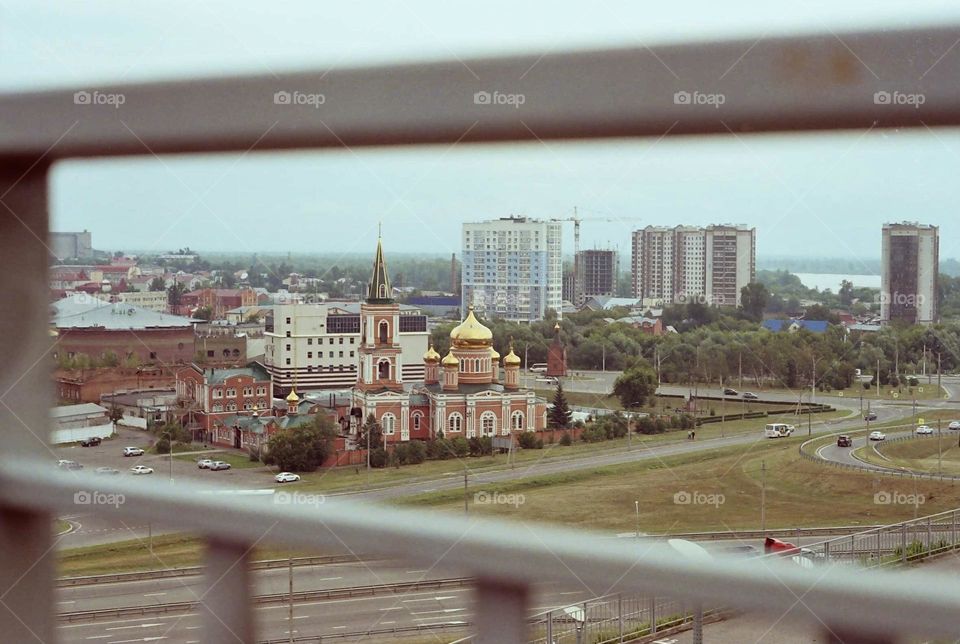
left=366, top=230, right=393, bottom=304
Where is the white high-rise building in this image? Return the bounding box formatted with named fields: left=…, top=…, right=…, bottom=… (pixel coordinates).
left=631, top=224, right=755, bottom=307
left=262, top=302, right=428, bottom=394
left=461, top=217, right=563, bottom=321
left=881, top=222, right=939, bottom=325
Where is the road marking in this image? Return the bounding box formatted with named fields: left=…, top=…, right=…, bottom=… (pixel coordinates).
left=107, top=638, right=167, bottom=643
left=330, top=626, right=347, bottom=630
left=405, top=570, right=426, bottom=574
left=105, top=623, right=164, bottom=631
left=58, top=600, right=76, bottom=604
left=293, top=615, right=309, bottom=620
left=380, top=607, right=403, bottom=611
left=382, top=621, right=395, bottom=624
left=402, top=595, right=457, bottom=603
left=85, top=636, right=112, bottom=640
left=317, top=576, right=343, bottom=581
left=411, top=608, right=465, bottom=615
left=142, top=592, right=166, bottom=597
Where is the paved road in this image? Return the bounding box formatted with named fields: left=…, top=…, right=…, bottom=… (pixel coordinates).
left=58, top=581, right=595, bottom=643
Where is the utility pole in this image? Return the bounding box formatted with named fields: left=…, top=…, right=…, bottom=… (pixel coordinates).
left=811, top=356, right=816, bottom=406
left=288, top=557, right=294, bottom=644
left=738, top=351, right=742, bottom=389
left=635, top=500, right=640, bottom=540
left=938, top=418, right=943, bottom=477
left=808, top=408, right=811, bottom=436
left=760, top=461, right=767, bottom=536
left=938, top=352, right=942, bottom=395
left=601, top=344, right=606, bottom=372
left=877, top=358, right=881, bottom=398
left=464, top=468, right=469, bottom=515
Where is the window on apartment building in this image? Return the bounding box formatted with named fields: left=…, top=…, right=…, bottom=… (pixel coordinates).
left=349, top=338, right=354, bottom=344
left=339, top=351, right=344, bottom=358
left=349, top=351, right=354, bottom=358
left=286, top=331, right=290, bottom=337
left=338, top=337, right=343, bottom=344
left=286, top=344, right=291, bottom=351
left=307, top=338, right=312, bottom=345
left=328, top=338, right=334, bottom=344
left=329, top=351, right=334, bottom=358
left=285, top=317, right=291, bottom=324
left=307, top=352, right=312, bottom=358
left=207, top=350, right=215, bottom=358
left=285, top=358, right=291, bottom=365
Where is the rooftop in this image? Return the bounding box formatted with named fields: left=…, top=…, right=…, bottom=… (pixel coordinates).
left=52, top=293, right=194, bottom=330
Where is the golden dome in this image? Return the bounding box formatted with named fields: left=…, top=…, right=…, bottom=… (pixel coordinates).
left=423, top=343, right=441, bottom=363
left=285, top=389, right=300, bottom=403
left=450, top=307, right=493, bottom=348
left=441, top=350, right=460, bottom=367
left=489, top=346, right=500, bottom=361
left=503, top=346, right=521, bottom=366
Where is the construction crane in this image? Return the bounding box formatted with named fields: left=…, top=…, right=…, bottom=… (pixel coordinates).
left=554, top=208, right=643, bottom=305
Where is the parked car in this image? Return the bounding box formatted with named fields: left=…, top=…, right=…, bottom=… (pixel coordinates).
left=916, top=425, right=934, bottom=435
left=197, top=458, right=215, bottom=469
left=209, top=461, right=231, bottom=471
left=869, top=431, right=886, bottom=441
left=95, top=467, right=120, bottom=475
left=742, top=392, right=759, bottom=400
left=275, top=472, right=301, bottom=483
left=949, top=420, right=960, bottom=430
left=122, top=446, right=144, bottom=457
left=723, top=388, right=738, bottom=396
left=864, top=412, right=878, bottom=421
left=837, top=435, right=853, bottom=447
left=79, top=436, right=102, bottom=447
left=57, top=460, right=82, bottom=470
left=130, top=465, right=154, bottom=475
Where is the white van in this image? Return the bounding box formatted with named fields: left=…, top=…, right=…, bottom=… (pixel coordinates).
left=764, top=423, right=794, bottom=438
left=530, top=363, right=547, bottom=373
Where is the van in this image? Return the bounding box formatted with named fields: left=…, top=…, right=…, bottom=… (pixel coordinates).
left=764, top=423, right=794, bottom=438
left=530, top=363, right=547, bottom=373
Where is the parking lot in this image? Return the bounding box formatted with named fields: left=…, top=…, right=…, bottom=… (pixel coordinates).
left=53, top=427, right=279, bottom=489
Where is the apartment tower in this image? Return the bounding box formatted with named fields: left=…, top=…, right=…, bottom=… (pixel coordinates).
left=881, top=222, right=939, bottom=325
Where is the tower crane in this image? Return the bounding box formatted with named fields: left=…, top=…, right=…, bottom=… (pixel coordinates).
left=554, top=208, right=644, bottom=304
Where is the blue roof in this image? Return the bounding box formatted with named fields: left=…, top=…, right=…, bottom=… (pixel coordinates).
left=762, top=319, right=829, bottom=333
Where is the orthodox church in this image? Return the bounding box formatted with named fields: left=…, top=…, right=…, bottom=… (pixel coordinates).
left=350, top=237, right=547, bottom=443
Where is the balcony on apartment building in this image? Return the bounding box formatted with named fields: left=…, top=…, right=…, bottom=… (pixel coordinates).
left=3, top=17, right=960, bottom=644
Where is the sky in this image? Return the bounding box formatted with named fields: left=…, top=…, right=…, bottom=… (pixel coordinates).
left=4, top=1, right=960, bottom=265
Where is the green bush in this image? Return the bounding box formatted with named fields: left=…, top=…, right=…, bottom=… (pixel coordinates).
left=517, top=432, right=540, bottom=449
left=559, top=432, right=572, bottom=446
left=450, top=436, right=470, bottom=458
left=580, top=426, right=606, bottom=443
left=407, top=440, right=427, bottom=464
left=393, top=443, right=411, bottom=465
left=427, top=438, right=452, bottom=460
left=369, top=447, right=388, bottom=468
left=468, top=436, right=493, bottom=456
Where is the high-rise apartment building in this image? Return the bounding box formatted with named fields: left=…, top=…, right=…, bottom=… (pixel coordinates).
left=461, top=217, right=563, bottom=321
left=631, top=224, right=755, bottom=307
left=881, top=222, right=939, bottom=325
left=50, top=230, right=93, bottom=260
left=576, top=249, right=619, bottom=304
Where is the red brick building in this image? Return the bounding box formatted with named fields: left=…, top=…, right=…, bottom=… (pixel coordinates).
left=351, top=237, right=547, bottom=445
left=54, top=366, right=175, bottom=403
left=546, top=322, right=567, bottom=377
left=178, top=288, right=257, bottom=320
left=174, top=363, right=272, bottom=443
left=52, top=294, right=195, bottom=366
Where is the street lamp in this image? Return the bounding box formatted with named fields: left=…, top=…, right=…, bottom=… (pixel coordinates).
left=160, top=430, right=174, bottom=483
left=634, top=500, right=640, bottom=540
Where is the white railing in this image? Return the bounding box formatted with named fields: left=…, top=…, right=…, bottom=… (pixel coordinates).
left=3, top=19, right=960, bottom=644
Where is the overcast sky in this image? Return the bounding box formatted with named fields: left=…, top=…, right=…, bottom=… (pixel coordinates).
left=4, top=1, right=960, bottom=265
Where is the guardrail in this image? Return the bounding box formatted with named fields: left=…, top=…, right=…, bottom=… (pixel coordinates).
left=58, top=577, right=472, bottom=623
left=799, top=429, right=960, bottom=482
left=259, top=621, right=472, bottom=643
left=58, top=553, right=368, bottom=587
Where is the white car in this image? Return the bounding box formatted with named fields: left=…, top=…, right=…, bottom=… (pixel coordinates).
left=130, top=465, right=154, bottom=475
left=275, top=472, right=301, bottom=483
left=949, top=421, right=960, bottom=431
left=123, top=446, right=144, bottom=457
left=869, top=431, right=886, bottom=441
left=916, top=425, right=934, bottom=435
left=197, top=458, right=215, bottom=469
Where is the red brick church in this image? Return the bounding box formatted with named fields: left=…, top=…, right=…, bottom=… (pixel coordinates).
left=351, top=236, right=547, bottom=443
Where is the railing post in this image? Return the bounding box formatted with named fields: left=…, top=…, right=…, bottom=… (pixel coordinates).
left=0, top=159, right=55, bottom=644
left=824, top=540, right=830, bottom=563
left=928, top=517, right=933, bottom=551
left=953, top=509, right=957, bottom=547
left=546, top=609, right=553, bottom=644
left=202, top=538, right=254, bottom=643
left=618, top=594, right=624, bottom=643
left=876, top=530, right=881, bottom=567
left=650, top=597, right=657, bottom=634
left=475, top=578, right=529, bottom=644
left=901, top=523, right=908, bottom=563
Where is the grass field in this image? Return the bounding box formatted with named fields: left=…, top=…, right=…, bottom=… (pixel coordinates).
left=396, top=436, right=960, bottom=534
left=873, top=435, right=960, bottom=476
left=286, top=408, right=849, bottom=496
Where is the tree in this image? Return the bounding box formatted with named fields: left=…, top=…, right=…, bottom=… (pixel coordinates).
left=740, top=282, right=769, bottom=322
left=612, top=366, right=657, bottom=410
left=264, top=415, right=339, bottom=472
left=148, top=276, right=166, bottom=292
left=357, top=414, right=384, bottom=450
left=839, top=279, right=854, bottom=306
left=548, top=382, right=573, bottom=429
left=167, top=281, right=186, bottom=307
left=107, top=405, right=124, bottom=432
